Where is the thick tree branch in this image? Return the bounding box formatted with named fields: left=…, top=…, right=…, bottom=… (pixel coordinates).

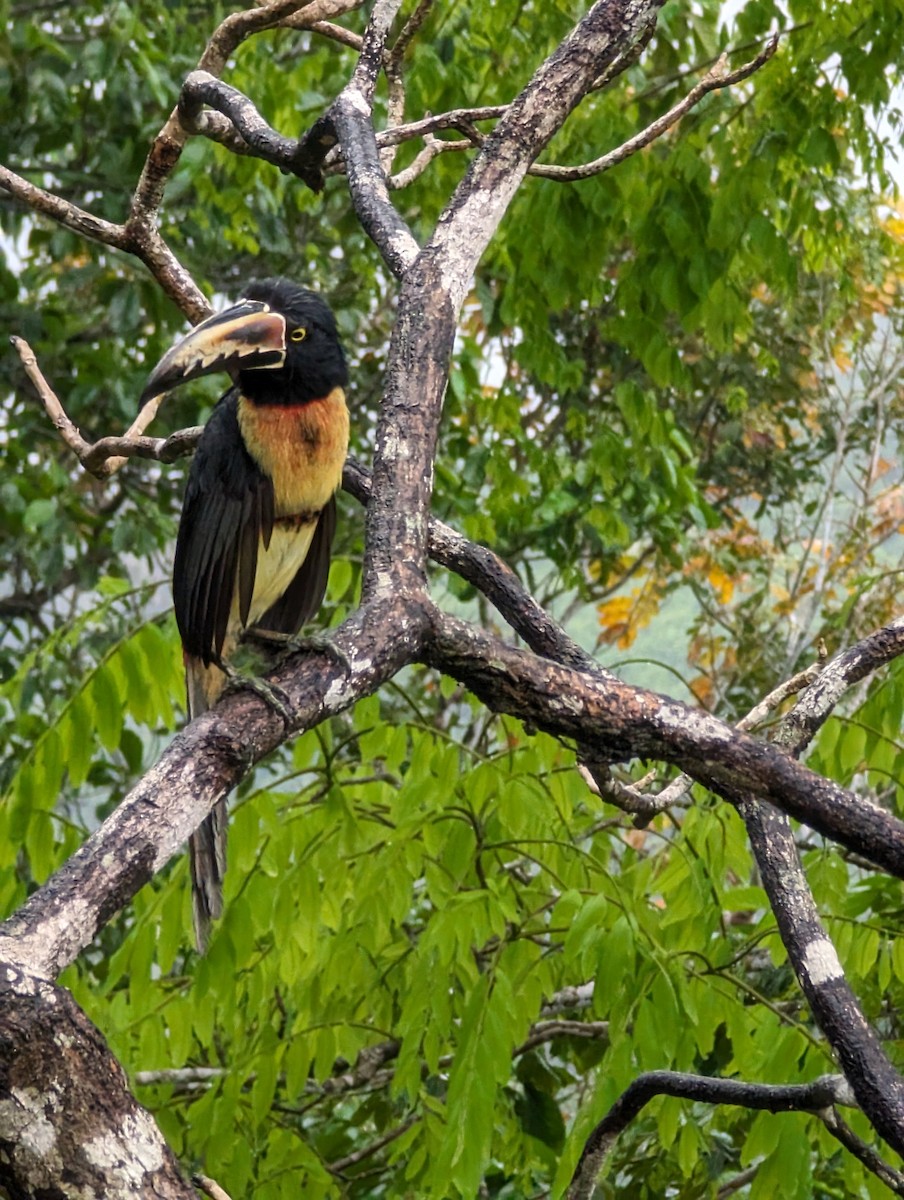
left=727, top=614, right=904, bottom=1164
left=363, top=0, right=664, bottom=600
left=341, top=458, right=612, bottom=675
left=0, top=970, right=195, bottom=1197
left=742, top=801, right=904, bottom=1161
left=422, top=610, right=904, bottom=879
left=178, top=72, right=302, bottom=170
left=601, top=658, right=825, bottom=818
left=0, top=596, right=425, bottom=979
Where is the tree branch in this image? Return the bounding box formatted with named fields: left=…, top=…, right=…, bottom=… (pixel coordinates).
left=534, top=35, right=778, bottom=181
left=565, top=1071, right=900, bottom=1200
left=742, top=800, right=904, bottom=1161
left=0, top=969, right=196, bottom=1197
left=327, top=0, right=422, bottom=274
left=9, top=336, right=173, bottom=477
left=389, top=134, right=473, bottom=189
left=600, top=658, right=825, bottom=819
left=0, top=595, right=425, bottom=979
left=728, top=615, right=904, bottom=1165
left=334, top=35, right=780, bottom=190
left=0, top=1, right=367, bottom=320
left=363, top=0, right=664, bottom=599
left=0, top=165, right=130, bottom=248
left=422, top=609, right=904, bottom=879
left=327, top=1116, right=419, bottom=1175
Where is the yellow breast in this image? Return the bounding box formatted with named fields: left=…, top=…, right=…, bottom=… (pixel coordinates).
left=237, top=387, right=349, bottom=517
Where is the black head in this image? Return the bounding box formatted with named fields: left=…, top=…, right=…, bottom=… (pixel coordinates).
left=239, top=278, right=348, bottom=405
left=140, top=276, right=347, bottom=407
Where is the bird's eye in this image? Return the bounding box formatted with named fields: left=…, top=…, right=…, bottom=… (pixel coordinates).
left=290, top=327, right=307, bottom=342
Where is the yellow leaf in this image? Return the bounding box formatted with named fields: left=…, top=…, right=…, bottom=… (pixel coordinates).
left=597, top=595, right=635, bottom=648
left=689, top=675, right=715, bottom=707
left=707, top=565, right=734, bottom=605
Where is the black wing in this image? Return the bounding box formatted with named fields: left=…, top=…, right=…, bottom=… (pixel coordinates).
left=257, top=494, right=337, bottom=634
left=173, top=390, right=274, bottom=665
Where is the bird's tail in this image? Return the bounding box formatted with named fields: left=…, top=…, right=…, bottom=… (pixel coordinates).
left=186, top=654, right=228, bottom=953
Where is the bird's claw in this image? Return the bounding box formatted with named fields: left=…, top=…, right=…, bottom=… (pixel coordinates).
left=221, top=662, right=294, bottom=732
left=243, top=629, right=352, bottom=678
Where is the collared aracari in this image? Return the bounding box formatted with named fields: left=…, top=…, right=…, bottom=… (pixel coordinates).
left=141, top=278, right=349, bottom=950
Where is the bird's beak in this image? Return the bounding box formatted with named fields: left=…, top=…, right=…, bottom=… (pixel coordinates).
left=139, top=300, right=287, bottom=406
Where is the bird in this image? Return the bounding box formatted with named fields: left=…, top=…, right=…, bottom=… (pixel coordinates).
left=140, top=278, right=349, bottom=950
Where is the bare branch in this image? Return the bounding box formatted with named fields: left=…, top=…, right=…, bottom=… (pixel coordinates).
left=606, top=658, right=825, bottom=818
left=727, top=621, right=904, bottom=1174
left=192, top=1176, right=234, bottom=1200
left=375, top=106, right=509, bottom=149
left=0, top=595, right=423, bottom=979
left=383, top=0, right=436, bottom=169
left=567, top=1071, right=857, bottom=1200
left=340, top=32, right=779, bottom=191
left=0, top=165, right=129, bottom=249
left=308, top=18, right=365, bottom=51
left=515, top=1019, right=609, bottom=1057
left=179, top=71, right=303, bottom=172
left=717, top=1166, right=759, bottom=1199
left=8, top=337, right=195, bottom=479
left=389, top=134, right=472, bottom=188
left=780, top=616, right=904, bottom=752
left=742, top=799, right=904, bottom=1171
left=540, top=983, right=596, bottom=1017
left=422, top=609, right=904, bottom=881
left=327, top=1116, right=418, bottom=1175
left=820, top=1107, right=904, bottom=1196
left=135, top=1067, right=225, bottom=1089
left=280, top=0, right=367, bottom=29
left=177, top=1, right=421, bottom=262
left=328, top=0, right=421, bottom=274
left=533, top=35, right=779, bottom=181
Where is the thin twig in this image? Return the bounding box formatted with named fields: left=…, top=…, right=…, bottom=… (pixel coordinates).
left=191, top=1175, right=234, bottom=1200
left=389, top=134, right=472, bottom=188
left=9, top=337, right=178, bottom=479
left=327, top=1115, right=418, bottom=1175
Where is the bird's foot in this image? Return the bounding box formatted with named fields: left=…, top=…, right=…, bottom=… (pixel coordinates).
left=220, top=661, right=294, bottom=731
left=243, top=629, right=352, bottom=677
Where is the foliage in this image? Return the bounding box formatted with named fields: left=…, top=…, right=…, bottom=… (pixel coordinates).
left=1, top=0, right=903, bottom=1196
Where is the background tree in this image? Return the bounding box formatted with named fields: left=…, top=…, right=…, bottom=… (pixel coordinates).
left=1, top=0, right=903, bottom=1197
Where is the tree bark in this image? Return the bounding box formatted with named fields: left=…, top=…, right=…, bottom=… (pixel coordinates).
left=0, top=968, right=194, bottom=1198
